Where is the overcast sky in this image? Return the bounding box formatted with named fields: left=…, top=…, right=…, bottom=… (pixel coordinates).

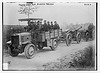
left=3, top=2, right=96, bottom=29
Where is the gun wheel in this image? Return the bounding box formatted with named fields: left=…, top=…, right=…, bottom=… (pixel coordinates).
left=85, top=31, right=89, bottom=42
left=76, top=33, right=81, bottom=44
left=66, top=34, right=72, bottom=46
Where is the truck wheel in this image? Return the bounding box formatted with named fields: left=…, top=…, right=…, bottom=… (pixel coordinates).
left=66, top=34, right=72, bottom=46
left=8, top=45, right=19, bottom=57
left=50, top=39, right=57, bottom=51
left=76, top=33, right=81, bottom=44
left=24, top=44, right=36, bottom=59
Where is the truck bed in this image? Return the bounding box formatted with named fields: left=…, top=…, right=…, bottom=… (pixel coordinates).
left=41, top=29, right=62, bottom=42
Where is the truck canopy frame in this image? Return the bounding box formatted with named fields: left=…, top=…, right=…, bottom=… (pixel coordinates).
left=18, top=18, right=43, bottom=22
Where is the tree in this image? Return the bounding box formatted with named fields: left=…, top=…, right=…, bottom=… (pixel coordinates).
left=18, top=2, right=38, bottom=18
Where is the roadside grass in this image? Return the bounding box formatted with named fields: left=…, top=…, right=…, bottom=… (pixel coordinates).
left=69, top=45, right=95, bottom=68
left=43, top=45, right=95, bottom=70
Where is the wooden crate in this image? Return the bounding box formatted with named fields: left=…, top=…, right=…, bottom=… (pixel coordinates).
left=40, top=29, right=62, bottom=42
left=59, top=30, right=62, bottom=36
left=55, top=30, right=58, bottom=37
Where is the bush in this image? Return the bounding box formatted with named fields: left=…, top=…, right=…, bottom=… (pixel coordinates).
left=69, top=46, right=95, bottom=68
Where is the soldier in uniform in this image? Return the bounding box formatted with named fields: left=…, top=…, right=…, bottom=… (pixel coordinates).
left=51, top=21, right=54, bottom=30
left=38, top=21, right=42, bottom=31
left=27, top=20, right=32, bottom=31
left=31, top=21, right=37, bottom=31
left=37, top=21, right=40, bottom=30
left=43, top=20, right=48, bottom=31
left=54, top=21, right=60, bottom=29
left=47, top=21, right=51, bottom=31
left=27, top=20, right=37, bottom=32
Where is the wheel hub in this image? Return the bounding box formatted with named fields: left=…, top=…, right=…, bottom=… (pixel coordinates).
left=54, top=41, right=57, bottom=48
left=28, top=46, right=34, bottom=56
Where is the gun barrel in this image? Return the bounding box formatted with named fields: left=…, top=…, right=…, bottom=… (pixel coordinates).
left=77, top=26, right=82, bottom=30
left=74, top=26, right=82, bottom=31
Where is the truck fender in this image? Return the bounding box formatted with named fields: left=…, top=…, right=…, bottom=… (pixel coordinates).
left=31, top=41, right=38, bottom=50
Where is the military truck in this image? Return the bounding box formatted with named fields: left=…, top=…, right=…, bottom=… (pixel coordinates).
left=7, top=18, right=62, bottom=59
left=64, top=26, right=82, bottom=46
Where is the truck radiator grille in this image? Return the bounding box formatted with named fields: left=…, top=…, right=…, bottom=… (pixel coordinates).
left=11, top=36, right=19, bottom=45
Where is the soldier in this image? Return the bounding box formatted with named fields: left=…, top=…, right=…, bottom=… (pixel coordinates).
left=37, top=21, right=40, bottom=30
left=43, top=20, right=48, bottom=31
left=40, top=22, right=44, bottom=31
left=27, top=20, right=32, bottom=31
left=29, top=21, right=37, bottom=31
left=47, top=21, right=51, bottom=30
left=39, top=21, right=42, bottom=30
left=51, top=21, right=53, bottom=30
left=53, top=21, right=56, bottom=29
left=54, top=21, right=60, bottom=29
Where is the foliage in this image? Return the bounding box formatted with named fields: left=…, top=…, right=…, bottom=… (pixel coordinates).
left=88, top=23, right=95, bottom=31
left=70, top=46, right=95, bottom=68
left=43, top=46, right=95, bottom=70
left=18, top=2, right=38, bottom=18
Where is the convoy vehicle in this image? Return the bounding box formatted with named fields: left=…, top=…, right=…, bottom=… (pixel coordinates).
left=7, top=18, right=62, bottom=59
left=65, top=26, right=82, bottom=46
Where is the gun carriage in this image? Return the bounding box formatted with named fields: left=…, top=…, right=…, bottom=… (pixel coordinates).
left=65, top=26, right=82, bottom=46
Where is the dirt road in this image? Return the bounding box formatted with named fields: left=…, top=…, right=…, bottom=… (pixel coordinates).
left=3, top=40, right=94, bottom=70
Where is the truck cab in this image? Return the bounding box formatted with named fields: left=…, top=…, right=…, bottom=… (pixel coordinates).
left=7, top=18, right=43, bottom=59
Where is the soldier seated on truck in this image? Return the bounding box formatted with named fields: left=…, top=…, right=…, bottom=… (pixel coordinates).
left=27, top=20, right=38, bottom=32
left=37, top=20, right=43, bottom=30
left=43, top=20, right=48, bottom=31
left=27, top=20, right=32, bottom=31
left=54, top=21, right=60, bottom=29
left=47, top=21, right=51, bottom=30
left=51, top=21, right=54, bottom=30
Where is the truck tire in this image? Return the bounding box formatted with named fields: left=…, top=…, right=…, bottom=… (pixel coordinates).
left=50, top=39, right=57, bottom=51
left=66, top=34, right=72, bottom=46
left=24, top=44, right=36, bottom=59
left=8, top=45, right=19, bottom=57
left=76, top=32, right=81, bottom=44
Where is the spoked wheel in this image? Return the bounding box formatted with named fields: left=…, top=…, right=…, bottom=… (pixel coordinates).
left=8, top=45, right=19, bottom=57
left=24, top=44, right=36, bottom=59
left=85, top=32, right=89, bottom=42
left=76, top=33, right=81, bottom=44
left=66, top=34, right=72, bottom=46
left=92, top=29, right=95, bottom=40
left=50, top=39, right=57, bottom=51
